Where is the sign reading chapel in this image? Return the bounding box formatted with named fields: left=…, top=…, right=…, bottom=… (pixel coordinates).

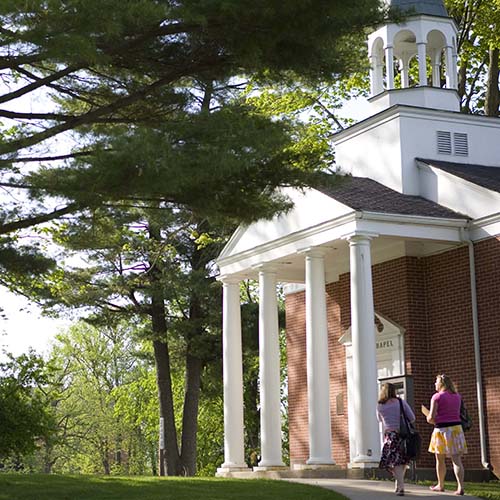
left=339, top=312, right=405, bottom=379
left=376, top=339, right=394, bottom=350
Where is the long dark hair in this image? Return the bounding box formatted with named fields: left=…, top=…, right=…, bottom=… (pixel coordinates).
left=378, top=382, right=397, bottom=404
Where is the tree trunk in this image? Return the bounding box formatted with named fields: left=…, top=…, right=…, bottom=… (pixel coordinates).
left=180, top=352, right=202, bottom=475
left=152, top=339, right=181, bottom=476
left=43, top=444, right=57, bottom=474
left=115, top=433, right=122, bottom=467
left=177, top=216, right=214, bottom=476
left=150, top=442, right=158, bottom=476
left=148, top=218, right=182, bottom=476
left=457, top=57, right=468, bottom=104
left=102, top=439, right=111, bottom=474
left=485, top=47, right=500, bottom=117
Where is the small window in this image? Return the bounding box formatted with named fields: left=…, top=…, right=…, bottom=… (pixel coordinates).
left=454, top=132, right=469, bottom=156
left=437, top=131, right=452, bottom=155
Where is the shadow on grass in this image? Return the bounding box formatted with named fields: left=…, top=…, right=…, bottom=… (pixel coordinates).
left=0, top=474, right=348, bottom=500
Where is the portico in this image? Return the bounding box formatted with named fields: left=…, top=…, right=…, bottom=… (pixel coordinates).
left=216, top=181, right=468, bottom=475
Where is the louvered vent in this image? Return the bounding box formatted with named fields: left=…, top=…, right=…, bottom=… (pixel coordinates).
left=437, top=131, right=452, bottom=155
left=454, top=133, right=469, bottom=156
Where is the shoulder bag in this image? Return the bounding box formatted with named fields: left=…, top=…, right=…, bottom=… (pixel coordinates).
left=398, top=398, right=421, bottom=460
left=460, top=399, right=472, bottom=432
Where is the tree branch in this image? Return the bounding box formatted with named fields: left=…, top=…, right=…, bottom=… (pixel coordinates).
left=15, top=66, right=101, bottom=107
left=0, top=65, right=83, bottom=105
left=0, top=203, right=81, bottom=235
left=0, top=53, right=47, bottom=70
left=0, top=109, right=76, bottom=121
left=0, top=149, right=112, bottom=164
left=0, top=59, right=220, bottom=156
left=314, top=98, right=345, bottom=130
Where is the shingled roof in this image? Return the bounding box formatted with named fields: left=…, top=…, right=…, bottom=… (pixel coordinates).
left=418, top=158, right=500, bottom=194
left=389, top=0, right=448, bottom=17
left=316, top=175, right=467, bottom=219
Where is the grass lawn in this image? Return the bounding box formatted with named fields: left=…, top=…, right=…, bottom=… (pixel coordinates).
left=0, top=474, right=348, bottom=500
left=420, top=481, right=500, bottom=500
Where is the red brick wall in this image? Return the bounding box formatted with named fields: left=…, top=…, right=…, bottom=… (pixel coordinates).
left=286, top=242, right=498, bottom=471
left=474, top=237, right=500, bottom=473
left=327, top=280, right=350, bottom=465
left=285, top=290, right=309, bottom=465
left=422, top=246, right=480, bottom=469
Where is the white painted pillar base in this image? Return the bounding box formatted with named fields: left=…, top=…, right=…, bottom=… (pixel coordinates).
left=219, top=280, right=249, bottom=471
left=305, top=249, right=334, bottom=465
left=258, top=268, right=285, bottom=467
left=347, top=234, right=380, bottom=467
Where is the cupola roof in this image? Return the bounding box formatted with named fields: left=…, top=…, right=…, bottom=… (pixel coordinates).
left=389, top=0, right=448, bottom=17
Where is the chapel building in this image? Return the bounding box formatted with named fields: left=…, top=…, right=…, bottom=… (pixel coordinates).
left=216, top=0, right=500, bottom=479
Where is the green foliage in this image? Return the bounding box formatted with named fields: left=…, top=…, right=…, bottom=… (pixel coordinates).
left=40, top=203, right=225, bottom=350
left=0, top=1, right=386, bottom=318
left=445, top=0, right=500, bottom=114
left=195, top=393, right=223, bottom=476
left=29, top=203, right=228, bottom=475
left=0, top=0, right=387, bottom=157
left=31, top=321, right=159, bottom=475
left=0, top=352, right=55, bottom=459
left=5, top=315, right=224, bottom=476
left=28, top=103, right=328, bottom=224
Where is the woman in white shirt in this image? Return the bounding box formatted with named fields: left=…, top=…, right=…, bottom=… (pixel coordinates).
left=377, top=382, right=416, bottom=497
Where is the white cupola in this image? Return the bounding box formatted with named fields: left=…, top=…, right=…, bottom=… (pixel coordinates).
left=367, top=0, right=460, bottom=113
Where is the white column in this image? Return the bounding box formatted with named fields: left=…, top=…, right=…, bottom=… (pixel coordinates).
left=376, top=59, right=385, bottom=92
left=385, top=46, right=395, bottom=89
left=417, top=42, right=428, bottom=86
left=370, top=55, right=384, bottom=96
left=430, top=49, right=441, bottom=87
left=257, top=268, right=285, bottom=467
left=400, top=57, right=410, bottom=88
left=369, top=55, right=377, bottom=96
left=219, top=280, right=248, bottom=471
left=348, top=234, right=380, bottom=466
left=305, top=250, right=334, bottom=465
left=432, top=62, right=441, bottom=87
left=445, top=45, right=457, bottom=89
left=452, top=52, right=459, bottom=89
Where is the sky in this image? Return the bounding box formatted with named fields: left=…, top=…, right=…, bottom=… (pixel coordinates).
left=0, top=291, right=70, bottom=358
left=338, top=96, right=371, bottom=122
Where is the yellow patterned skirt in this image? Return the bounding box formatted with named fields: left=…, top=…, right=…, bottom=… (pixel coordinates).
left=428, top=424, right=467, bottom=456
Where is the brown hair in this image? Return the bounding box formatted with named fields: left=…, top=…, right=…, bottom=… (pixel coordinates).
left=378, top=382, right=397, bottom=404
left=436, top=374, right=457, bottom=393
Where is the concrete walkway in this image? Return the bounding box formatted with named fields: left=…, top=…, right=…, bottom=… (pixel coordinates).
left=286, top=479, right=481, bottom=500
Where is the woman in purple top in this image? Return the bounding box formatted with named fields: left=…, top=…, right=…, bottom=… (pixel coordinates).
left=427, top=374, right=467, bottom=496
left=377, top=382, right=416, bottom=496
